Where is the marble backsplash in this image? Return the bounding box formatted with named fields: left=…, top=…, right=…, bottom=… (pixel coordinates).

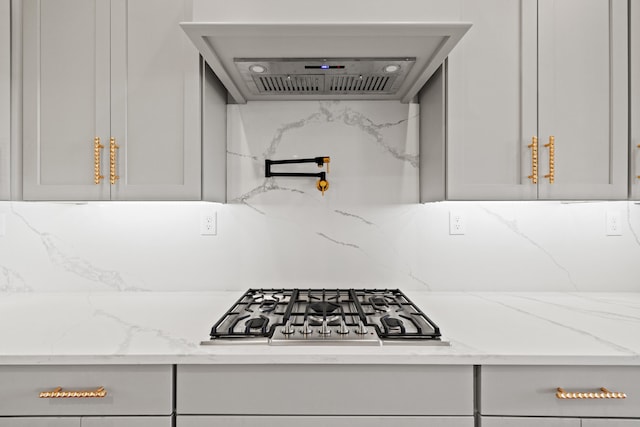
left=0, top=100, right=639, bottom=293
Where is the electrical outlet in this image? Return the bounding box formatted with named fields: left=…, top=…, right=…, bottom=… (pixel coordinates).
left=606, top=211, right=622, bottom=236
left=200, top=211, right=217, bottom=236
left=449, top=211, right=465, bottom=235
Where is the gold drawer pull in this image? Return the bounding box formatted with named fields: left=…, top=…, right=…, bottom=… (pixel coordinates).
left=556, top=387, right=626, bottom=399
left=39, top=386, right=107, bottom=399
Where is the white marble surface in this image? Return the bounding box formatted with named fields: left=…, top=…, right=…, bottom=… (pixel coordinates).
left=1, top=291, right=639, bottom=365
left=1, top=100, right=640, bottom=292
left=1, top=200, right=639, bottom=293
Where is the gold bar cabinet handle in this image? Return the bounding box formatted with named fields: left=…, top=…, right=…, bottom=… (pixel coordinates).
left=556, top=387, right=626, bottom=399
left=39, top=386, right=107, bottom=399
left=94, top=137, right=104, bottom=184
left=110, top=137, right=120, bottom=184
left=544, top=136, right=555, bottom=183
left=637, top=144, right=640, bottom=179
left=527, top=136, right=538, bottom=184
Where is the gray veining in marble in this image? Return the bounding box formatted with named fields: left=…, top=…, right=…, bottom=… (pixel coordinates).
left=480, top=207, right=578, bottom=290
left=470, top=293, right=638, bottom=354
left=0, top=266, right=31, bottom=292
left=9, top=205, right=149, bottom=292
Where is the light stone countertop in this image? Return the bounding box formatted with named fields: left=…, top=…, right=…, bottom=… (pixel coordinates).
left=1, top=291, right=639, bottom=365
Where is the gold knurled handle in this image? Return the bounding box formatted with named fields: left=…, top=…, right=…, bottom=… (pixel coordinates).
left=544, top=135, right=555, bottom=184
left=556, top=387, right=626, bottom=399
left=110, top=137, right=120, bottom=185
left=94, top=137, right=104, bottom=185
left=39, top=386, right=107, bottom=399
left=527, top=136, right=538, bottom=184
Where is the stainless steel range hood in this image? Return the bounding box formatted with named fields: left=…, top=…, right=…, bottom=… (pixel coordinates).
left=180, top=21, right=471, bottom=104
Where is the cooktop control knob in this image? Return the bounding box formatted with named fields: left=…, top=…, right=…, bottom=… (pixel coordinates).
left=355, top=320, right=368, bottom=335
left=300, top=319, right=312, bottom=335
left=337, top=319, right=350, bottom=335
left=318, top=319, right=331, bottom=335
left=281, top=320, right=295, bottom=335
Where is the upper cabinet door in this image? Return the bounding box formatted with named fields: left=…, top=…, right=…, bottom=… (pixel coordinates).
left=446, top=0, right=628, bottom=201
left=109, top=0, right=200, bottom=201
left=632, top=0, right=640, bottom=200
left=22, top=0, right=111, bottom=201
left=447, top=0, right=538, bottom=200
left=537, top=0, right=628, bottom=200
left=1, top=0, right=10, bottom=200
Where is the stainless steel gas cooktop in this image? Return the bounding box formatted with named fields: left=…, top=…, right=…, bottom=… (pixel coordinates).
left=202, top=289, right=449, bottom=346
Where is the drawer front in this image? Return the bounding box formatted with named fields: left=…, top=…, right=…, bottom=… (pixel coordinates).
left=480, top=417, right=580, bottom=427
left=480, top=366, right=640, bottom=418
left=581, top=421, right=640, bottom=427
left=177, top=415, right=474, bottom=427
left=0, top=419, right=78, bottom=427
left=81, top=417, right=173, bottom=427
left=0, top=418, right=172, bottom=427
left=0, top=365, right=172, bottom=416
left=177, top=364, right=473, bottom=416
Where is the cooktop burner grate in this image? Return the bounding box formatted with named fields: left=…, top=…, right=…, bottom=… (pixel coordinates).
left=206, top=289, right=446, bottom=346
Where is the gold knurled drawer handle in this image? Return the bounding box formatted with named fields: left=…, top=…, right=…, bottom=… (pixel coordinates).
left=39, top=386, right=107, bottom=399
left=556, top=387, right=626, bottom=399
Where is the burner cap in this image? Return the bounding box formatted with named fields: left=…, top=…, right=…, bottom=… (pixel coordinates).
left=259, top=299, right=278, bottom=312
left=309, top=301, right=340, bottom=314
left=369, top=296, right=390, bottom=311
left=245, top=317, right=268, bottom=330
left=382, top=317, right=404, bottom=329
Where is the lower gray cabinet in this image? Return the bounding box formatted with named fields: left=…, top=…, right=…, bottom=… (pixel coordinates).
left=177, top=416, right=473, bottom=427
left=0, top=418, right=171, bottom=427
left=480, top=417, right=580, bottom=427
left=0, top=420, right=78, bottom=427
left=480, top=366, right=640, bottom=418
left=581, top=422, right=640, bottom=427
left=479, top=366, right=640, bottom=427
left=481, top=417, right=640, bottom=427
left=176, top=364, right=473, bottom=427
left=81, top=418, right=172, bottom=427
left=0, top=365, right=172, bottom=417
left=177, top=364, right=473, bottom=416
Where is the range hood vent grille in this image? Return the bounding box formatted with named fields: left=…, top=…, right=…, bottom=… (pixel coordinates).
left=253, top=73, right=398, bottom=95
left=254, top=75, right=323, bottom=93
left=328, top=75, right=395, bottom=93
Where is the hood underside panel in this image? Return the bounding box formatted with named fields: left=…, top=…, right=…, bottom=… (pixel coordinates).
left=180, top=22, right=471, bottom=103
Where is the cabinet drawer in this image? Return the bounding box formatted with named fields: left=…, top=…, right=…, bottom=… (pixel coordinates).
left=0, top=365, right=172, bottom=416
left=480, top=366, right=640, bottom=418
left=177, top=364, right=473, bottom=416
left=81, top=417, right=173, bottom=427
left=178, top=415, right=474, bottom=427
left=479, top=417, right=580, bottom=427
left=0, top=418, right=172, bottom=427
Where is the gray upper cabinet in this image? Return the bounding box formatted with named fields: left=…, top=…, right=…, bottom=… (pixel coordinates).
left=22, top=0, right=200, bottom=201
left=1, top=0, right=10, bottom=200
left=632, top=0, right=640, bottom=200
left=445, top=0, right=628, bottom=200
